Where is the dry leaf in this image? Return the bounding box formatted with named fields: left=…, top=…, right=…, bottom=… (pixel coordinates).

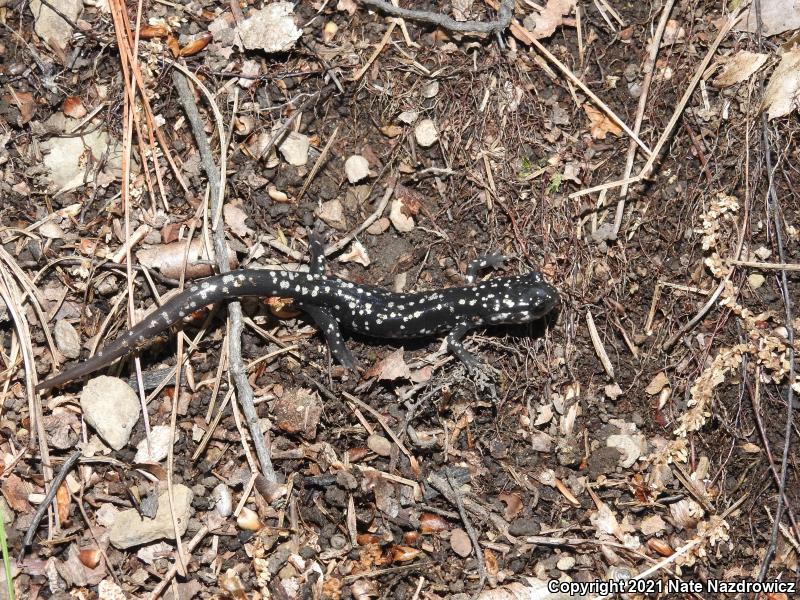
left=647, top=538, right=674, bottom=557
left=139, top=24, right=169, bottom=39
left=56, top=482, right=71, bottom=525
left=390, top=545, right=421, bottom=562
left=5, top=90, right=37, bottom=124
left=380, top=124, right=404, bottom=138
left=645, top=372, right=669, bottom=395
left=2, top=474, right=32, bottom=512
left=450, top=529, right=472, bottom=557
left=584, top=105, right=622, bottom=139
left=223, top=203, right=253, bottom=237
left=63, top=96, right=87, bottom=119
left=338, top=240, right=371, bottom=266
left=136, top=238, right=237, bottom=279
left=180, top=32, right=212, bottom=57
left=498, top=492, right=524, bottom=521
left=639, top=514, right=667, bottom=536
left=419, top=512, right=450, bottom=534
left=713, top=51, right=768, bottom=88
left=523, top=0, right=576, bottom=40
left=366, top=348, right=411, bottom=381
left=763, top=48, right=800, bottom=120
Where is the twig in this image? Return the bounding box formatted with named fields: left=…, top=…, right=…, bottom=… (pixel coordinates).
left=351, top=16, right=397, bottom=82
left=586, top=310, right=614, bottom=379
left=445, top=469, right=487, bottom=590
left=324, top=186, right=394, bottom=255
left=297, top=125, right=339, bottom=202
left=755, top=0, right=796, bottom=582
left=610, top=0, right=675, bottom=237
left=360, top=0, right=514, bottom=34
left=171, top=69, right=276, bottom=482
left=20, top=451, right=81, bottom=559
left=728, top=259, right=800, bottom=271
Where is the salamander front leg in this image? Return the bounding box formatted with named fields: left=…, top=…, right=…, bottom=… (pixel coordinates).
left=301, top=305, right=359, bottom=371
left=465, top=253, right=506, bottom=284
left=447, top=321, right=499, bottom=394
left=446, top=321, right=481, bottom=368
left=308, top=225, right=328, bottom=276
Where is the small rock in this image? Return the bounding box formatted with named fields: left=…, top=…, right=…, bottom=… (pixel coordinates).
left=237, top=506, right=261, bottom=531
left=344, top=155, right=370, bottom=183
left=587, top=446, right=622, bottom=478
left=39, top=220, right=65, bottom=239
left=754, top=246, right=771, bottom=260
left=134, top=426, right=173, bottom=464
left=109, top=485, right=193, bottom=549
left=315, top=198, right=347, bottom=230
left=397, top=109, right=419, bottom=124
left=555, top=439, right=581, bottom=467
left=212, top=483, right=233, bottom=518
left=81, top=376, right=140, bottom=450
left=556, top=555, right=576, bottom=571
left=30, top=0, right=82, bottom=54
left=278, top=131, right=309, bottom=166
left=389, top=199, right=415, bottom=232
left=422, top=81, right=440, bottom=98
left=508, top=517, right=540, bottom=536
left=272, top=388, right=322, bottom=439
left=450, top=528, right=472, bottom=557
left=607, top=433, right=646, bottom=468
left=748, top=273, right=765, bottom=289
left=366, top=217, right=390, bottom=235
left=54, top=319, right=81, bottom=359
left=414, top=119, right=438, bottom=148
left=235, top=2, right=302, bottom=53
left=367, top=434, right=392, bottom=457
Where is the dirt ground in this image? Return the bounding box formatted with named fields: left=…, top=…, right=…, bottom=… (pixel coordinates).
left=0, top=0, right=798, bottom=598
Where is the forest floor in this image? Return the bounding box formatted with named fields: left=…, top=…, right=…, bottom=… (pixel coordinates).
left=0, top=0, right=798, bottom=598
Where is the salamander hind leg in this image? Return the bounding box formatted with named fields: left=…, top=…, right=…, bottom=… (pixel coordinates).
left=465, top=253, right=506, bottom=284
left=302, top=305, right=359, bottom=371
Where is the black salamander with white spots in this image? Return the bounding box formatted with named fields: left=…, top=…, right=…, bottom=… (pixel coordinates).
left=36, top=233, right=558, bottom=390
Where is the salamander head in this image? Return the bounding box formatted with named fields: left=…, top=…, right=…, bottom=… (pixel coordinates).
left=480, top=273, right=559, bottom=325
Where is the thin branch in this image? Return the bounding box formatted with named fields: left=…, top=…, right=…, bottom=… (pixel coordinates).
left=171, top=66, right=276, bottom=482
left=359, top=0, right=514, bottom=34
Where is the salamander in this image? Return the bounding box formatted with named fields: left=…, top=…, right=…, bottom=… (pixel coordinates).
left=35, top=232, right=558, bottom=390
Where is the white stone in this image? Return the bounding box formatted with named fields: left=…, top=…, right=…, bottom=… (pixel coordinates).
left=414, top=119, right=438, bottom=148
left=422, top=81, right=440, bottom=98
left=80, top=376, right=140, bottom=450
left=278, top=131, right=309, bottom=166
left=53, top=319, right=81, bottom=359
left=344, top=155, right=370, bottom=183
left=397, top=110, right=419, bottom=124
left=134, top=426, right=173, bottom=464
left=748, top=273, right=765, bottom=289
left=109, top=485, right=193, bottom=549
